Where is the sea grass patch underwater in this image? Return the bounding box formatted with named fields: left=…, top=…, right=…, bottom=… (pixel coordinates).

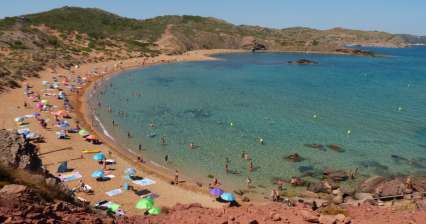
left=90, top=47, right=426, bottom=195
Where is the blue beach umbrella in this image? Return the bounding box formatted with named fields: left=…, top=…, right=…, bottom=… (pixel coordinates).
left=124, top=168, right=137, bottom=177
left=92, top=153, right=106, bottom=161
left=58, top=121, right=70, bottom=128
left=91, top=170, right=105, bottom=178
left=220, top=192, right=236, bottom=202
left=209, top=188, right=224, bottom=196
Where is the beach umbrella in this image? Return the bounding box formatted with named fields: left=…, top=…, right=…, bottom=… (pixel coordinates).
left=41, top=99, right=49, bottom=105
left=209, top=188, right=224, bottom=196
left=14, top=117, right=25, bottom=123
left=79, top=129, right=89, bottom=136
left=55, top=110, right=68, bottom=117
left=85, top=135, right=97, bottom=140
left=108, top=203, right=120, bottom=213
left=135, top=198, right=154, bottom=210
left=147, top=207, right=161, bottom=215
left=220, top=192, right=235, bottom=202
left=36, top=102, right=44, bottom=109
left=91, top=170, right=105, bottom=178
left=124, top=168, right=137, bottom=177
left=58, top=121, right=70, bottom=128
left=92, top=153, right=106, bottom=161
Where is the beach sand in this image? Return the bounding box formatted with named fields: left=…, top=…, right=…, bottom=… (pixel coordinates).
left=0, top=49, right=246, bottom=215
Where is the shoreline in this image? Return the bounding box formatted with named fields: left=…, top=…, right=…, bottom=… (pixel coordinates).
left=76, top=50, right=238, bottom=201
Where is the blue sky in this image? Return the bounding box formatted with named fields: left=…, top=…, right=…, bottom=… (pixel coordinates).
left=1, top=0, right=424, bottom=35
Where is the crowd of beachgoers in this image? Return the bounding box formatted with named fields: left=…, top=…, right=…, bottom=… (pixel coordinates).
left=0, top=50, right=254, bottom=216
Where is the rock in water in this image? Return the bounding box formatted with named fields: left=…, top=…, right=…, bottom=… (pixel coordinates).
left=288, top=59, right=319, bottom=65
left=359, top=176, right=386, bottom=193
left=326, top=144, right=345, bottom=152
left=285, top=153, right=304, bottom=162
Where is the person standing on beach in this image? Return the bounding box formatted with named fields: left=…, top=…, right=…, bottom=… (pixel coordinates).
left=249, top=159, right=254, bottom=172
left=246, top=176, right=252, bottom=188
left=174, top=170, right=179, bottom=185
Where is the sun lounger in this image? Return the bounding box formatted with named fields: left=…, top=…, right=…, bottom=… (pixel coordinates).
left=58, top=172, right=82, bottom=182
left=106, top=188, right=123, bottom=197
left=132, top=178, right=156, bottom=186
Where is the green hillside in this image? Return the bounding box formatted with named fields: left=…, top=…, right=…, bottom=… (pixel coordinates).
left=0, top=6, right=407, bottom=91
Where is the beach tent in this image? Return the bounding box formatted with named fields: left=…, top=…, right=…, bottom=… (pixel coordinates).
left=92, top=153, right=106, bottom=161
left=78, top=129, right=90, bottom=137
left=209, top=188, right=224, bottom=196
left=220, top=192, right=235, bottom=202
left=57, top=161, right=68, bottom=173
left=148, top=207, right=161, bottom=215
left=135, top=198, right=154, bottom=209
left=91, top=170, right=105, bottom=178
left=124, top=168, right=137, bottom=177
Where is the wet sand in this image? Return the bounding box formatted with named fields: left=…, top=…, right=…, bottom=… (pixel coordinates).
left=0, top=49, right=247, bottom=215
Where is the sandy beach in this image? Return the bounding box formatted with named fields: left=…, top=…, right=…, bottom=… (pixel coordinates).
left=0, top=49, right=246, bottom=215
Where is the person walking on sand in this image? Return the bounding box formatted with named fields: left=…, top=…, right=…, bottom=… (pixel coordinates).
left=174, top=170, right=179, bottom=185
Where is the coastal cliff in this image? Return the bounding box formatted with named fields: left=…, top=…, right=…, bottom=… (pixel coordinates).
left=0, top=6, right=407, bottom=91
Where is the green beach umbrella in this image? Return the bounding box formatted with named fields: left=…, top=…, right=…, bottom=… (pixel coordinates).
left=148, top=207, right=161, bottom=215
left=135, top=198, right=154, bottom=210
left=108, top=203, right=120, bottom=213
left=78, top=129, right=89, bottom=136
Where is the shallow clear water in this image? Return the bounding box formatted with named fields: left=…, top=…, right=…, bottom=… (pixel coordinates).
left=90, top=47, right=426, bottom=194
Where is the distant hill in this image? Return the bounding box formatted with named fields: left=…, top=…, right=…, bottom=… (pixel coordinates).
left=0, top=6, right=408, bottom=91
left=396, top=34, right=426, bottom=45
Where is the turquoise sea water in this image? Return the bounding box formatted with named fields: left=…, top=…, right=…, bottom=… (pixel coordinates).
left=90, top=47, right=426, bottom=195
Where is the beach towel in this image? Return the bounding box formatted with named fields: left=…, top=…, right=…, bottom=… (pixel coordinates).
left=106, top=188, right=123, bottom=197
left=132, top=178, right=156, bottom=186
left=59, top=172, right=82, bottom=182
left=105, top=175, right=116, bottom=179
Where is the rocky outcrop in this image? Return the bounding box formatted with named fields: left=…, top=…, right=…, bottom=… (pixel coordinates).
left=288, top=59, right=319, bottom=65
left=0, top=184, right=122, bottom=224
left=0, top=129, right=41, bottom=171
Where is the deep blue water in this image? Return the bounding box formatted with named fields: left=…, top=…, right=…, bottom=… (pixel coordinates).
left=90, top=47, right=426, bottom=194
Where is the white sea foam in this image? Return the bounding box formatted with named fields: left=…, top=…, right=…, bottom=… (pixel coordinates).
left=94, top=115, right=114, bottom=141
